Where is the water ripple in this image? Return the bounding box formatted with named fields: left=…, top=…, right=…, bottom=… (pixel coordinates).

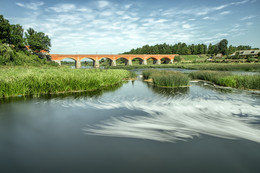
left=64, top=95, right=260, bottom=143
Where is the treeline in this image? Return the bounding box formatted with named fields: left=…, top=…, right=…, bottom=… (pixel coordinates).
left=123, top=39, right=259, bottom=55
left=0, top=14, right=54, bottom=66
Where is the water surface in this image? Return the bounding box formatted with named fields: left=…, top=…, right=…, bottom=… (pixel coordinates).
left=0, top=75, right=260, bottom=173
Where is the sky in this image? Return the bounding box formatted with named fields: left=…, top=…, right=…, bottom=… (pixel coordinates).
left=0, top=0, right=259, bottom=54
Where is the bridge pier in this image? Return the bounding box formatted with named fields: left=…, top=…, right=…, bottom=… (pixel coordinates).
left=170, top=59, right=174, bottom=64
left=127, top=59, right=132, bottom=66
left=94, top=60, right=100, bottom=68
left=111, top=60, right=117, bottom=66
left=142, top=59, right=147, bottom=65
left=76, top=61, right=81, bottom=69
left=156, top=59, right=161, bottom=65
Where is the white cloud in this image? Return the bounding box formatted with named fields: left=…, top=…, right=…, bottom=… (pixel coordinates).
left=16, top=1, right=44, bottom=10
left=97, top=1, right=110, bottom=8
left=241, top=15, right=257, bottom=20
left=125, top=4, right=132, bottom=9
left=47, top=4, right=76, bottom=13
left=220, top=11, right=231, bottom=15
left=182, top=24, right=191, bottom=29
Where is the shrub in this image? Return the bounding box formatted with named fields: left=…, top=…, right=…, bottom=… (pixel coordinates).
left=174, top=56, right=181, bottom=62
left=143, top=70, right=190, bottom=87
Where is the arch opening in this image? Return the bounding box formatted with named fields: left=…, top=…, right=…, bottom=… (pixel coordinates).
left=147, top=57, right=158, bottom=64
left=60, top=58, right=76, bottom=68
left=132, top=57, right=144, bottom=65
left=161, top=57, right=171, bottom=64
left=80, top=58, right=95, bottom=68
left=116, top=57, right=129, bottom=66
left=99, top=57, right=113, bottom=67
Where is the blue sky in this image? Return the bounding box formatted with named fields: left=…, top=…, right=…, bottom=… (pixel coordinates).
left=0, top=0, right=259, bottom=54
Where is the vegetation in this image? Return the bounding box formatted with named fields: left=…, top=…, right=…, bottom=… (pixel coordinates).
left=0, top=43, right=57, bottom=66
left=0, top=67, right=133, bottom=98
left=123, top=40, right=259, bottom=55
left=107, top=62, right=260, bottom=72
left=0, top=14, right=52, bottom=66
left=142, top=70, right=190, bottom=87
left=175, top=63, right=260, bottom=72
left=189, top=71, right=260, bottom=90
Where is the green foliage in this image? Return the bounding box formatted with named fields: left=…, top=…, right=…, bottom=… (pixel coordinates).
left=10, top=24, right=24, bottom=48
left=0, top=67, right=133, bottom=97
left=0, top=43, right=14, bottom=64
left=142, top=70, right=190, bottom=87
left=214, top=39, right=228, bottom=55
left=0, top=14, right=52, bottom=66
left=25, top=28, right=51, bottom=52
left=0, top=15, right=11, bottom=44
left=174, top=55, right=181, bottom=62
left=190, top=71, right=260, bottom=90
left=0, top=42, right=56, bottom=66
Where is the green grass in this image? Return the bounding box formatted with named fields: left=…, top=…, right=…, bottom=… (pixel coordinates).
left=190, top=71, right=260, bottom=90
left=143, top=70, right=190, bottom=87
left=106, top=62, right=260, bottom=72
left=180, top=55, right=209, bottom=62
left=0, top=66, right=133, bottom=98
left=174, top=63, right=260, bottom=71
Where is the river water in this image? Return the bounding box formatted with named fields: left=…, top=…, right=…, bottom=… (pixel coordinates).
left=0, top=70, right=260, bottom=173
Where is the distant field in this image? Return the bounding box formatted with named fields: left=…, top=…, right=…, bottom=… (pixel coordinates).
left=180, top=55, right=209, bottom=62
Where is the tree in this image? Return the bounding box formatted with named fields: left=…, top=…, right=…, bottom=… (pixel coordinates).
left=216, top=39, right=228, bottom=55
left=0, top=15, right=11, bottom=44
left=10, top=24, right=24, bottom=48
left=25, top=28, right=51, bottom=52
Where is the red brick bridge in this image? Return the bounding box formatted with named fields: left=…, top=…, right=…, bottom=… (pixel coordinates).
left=50, top=54, right=178, bottom=68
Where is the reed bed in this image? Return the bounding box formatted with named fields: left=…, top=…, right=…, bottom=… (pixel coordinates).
left=143, top=70, right=190, bottom=87
left=190, top=71, right=260, bottom=90
left=0, top=67, right=132, bottom=98
left=107, top=63, right=260, bottom=72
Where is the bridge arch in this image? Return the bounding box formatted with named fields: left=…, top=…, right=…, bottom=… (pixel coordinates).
left=160, top=57, right=172, bottom=64
left=147, top=57, right=158, bottom=64
left=132, top=57, right=145, bottom=65
left=80, top=57, right=95, bottom=68
left=116, top=57, right=130, bottom=66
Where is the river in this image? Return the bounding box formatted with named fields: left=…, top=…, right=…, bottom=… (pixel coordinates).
left=0, top=69, right=260, bottom=173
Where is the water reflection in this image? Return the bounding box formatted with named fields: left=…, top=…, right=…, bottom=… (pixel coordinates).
left=147, top=85, right=189, bottom=97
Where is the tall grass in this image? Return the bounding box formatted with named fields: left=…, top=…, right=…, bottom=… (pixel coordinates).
left=106, top=63, right=260, bottom=72
left=143, top=70, right=190, bottom=87
left=176, top=63, right=260, bottom=71
left=0, top=67, right=132, bottom=98
left=190, top=71, right=260, bottom=90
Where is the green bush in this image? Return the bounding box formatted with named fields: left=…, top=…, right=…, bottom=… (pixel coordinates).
left=174, top=56, right=181, bottom=62
left=143, top=70, right=190, bottom=87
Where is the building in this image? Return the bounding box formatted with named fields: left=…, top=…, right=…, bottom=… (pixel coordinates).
left=231, top=50, right=260, bottom=56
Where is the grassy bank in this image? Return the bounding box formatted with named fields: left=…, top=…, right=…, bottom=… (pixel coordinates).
left=0, top=67, right=132, bottom=98
left=143, top=70, right=190, bottom=87
left=106, top=62, right=260, bottom=72
left=190, top=71, right=260, bottom=90
left=176, top=63, right=260, bottom=71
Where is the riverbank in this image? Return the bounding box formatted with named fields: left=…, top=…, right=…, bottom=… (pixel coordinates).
left=0, top=67, right=133, bottom=98
left=189, top=71, right=260, bottom=90
left=106, top=62, right=260, bottom=72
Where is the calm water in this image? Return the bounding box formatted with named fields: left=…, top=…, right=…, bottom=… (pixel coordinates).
left=1, top=72, right=260, bottom=173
